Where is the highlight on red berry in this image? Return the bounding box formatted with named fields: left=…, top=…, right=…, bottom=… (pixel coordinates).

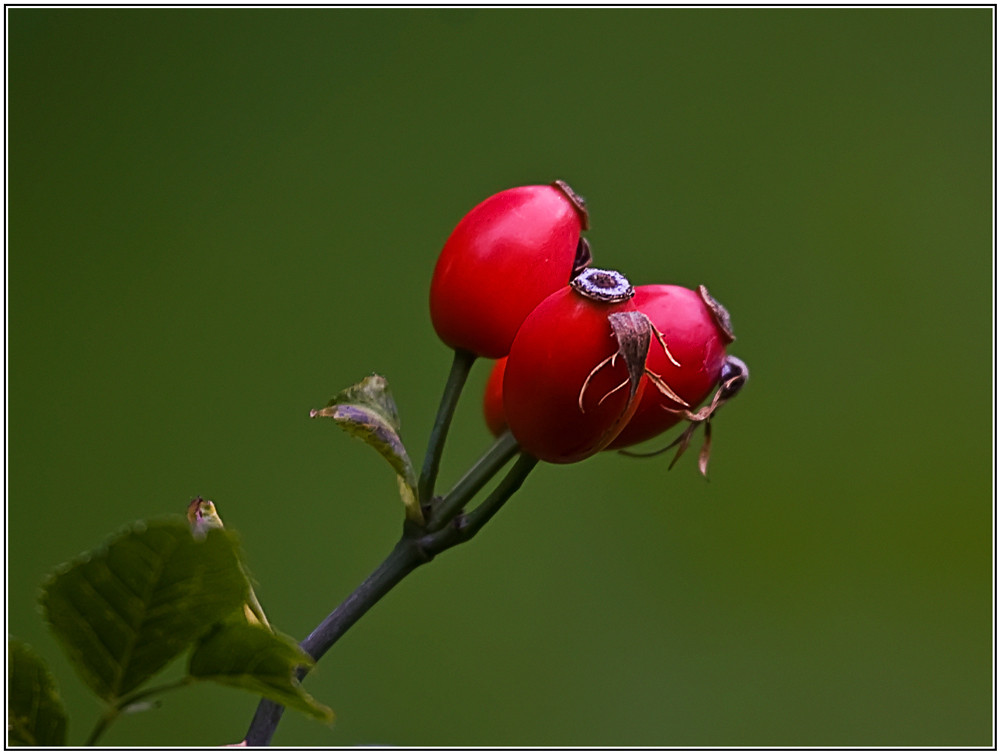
left=429, top=181, right=590, bottom=359
left=502, top=268, right=650, bottom=464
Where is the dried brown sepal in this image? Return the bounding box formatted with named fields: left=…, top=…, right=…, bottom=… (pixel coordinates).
left=552, top=179, right=590, bottom=230
left=579, top=352, right=616, bottom=413
left=620, top=354, right=749, bottom=477
left=698, top=419, right=713, bottom=477
left=571, top=238, right=593, bottom=279
left=671, top=354, right=748, bottom=424
left=608, top=311, right=651, bottom=401
left=596, top=373, right=631, bottom=408
left=578, top=311, right=652, bottom=413
left=664, top=422, right=698, bottom=470
left=621, top=413, right=713, bottom=477
left=649, top=322, right=682, bottom=367
left=637, top=320, right=688, bottom=407
left=699, top=285, right=736, bottom=344
left=643, top=369, right=689, bottom=408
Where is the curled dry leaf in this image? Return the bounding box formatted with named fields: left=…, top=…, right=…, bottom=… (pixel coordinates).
left=311, top=374, right=422, bottom=524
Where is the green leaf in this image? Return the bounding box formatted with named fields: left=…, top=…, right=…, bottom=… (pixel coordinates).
left=7, top=639, right=68, bottom=746
left=312, top=374, right=422, bottom=524
left=40, top=518, right=249, bottom=702
left=189, top=622, right=334, bottom=724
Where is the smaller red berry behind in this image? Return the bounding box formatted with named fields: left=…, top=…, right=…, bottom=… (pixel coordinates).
left=482, top=355, right=507, bottom=437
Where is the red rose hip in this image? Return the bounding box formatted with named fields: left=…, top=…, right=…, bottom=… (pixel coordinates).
left=429, top=181, right=589, bottom=359
left=503, top=268, right=648, bottom=464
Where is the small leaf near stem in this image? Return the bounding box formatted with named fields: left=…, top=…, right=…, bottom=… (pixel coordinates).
left=312, top=374, right=422, bottom=524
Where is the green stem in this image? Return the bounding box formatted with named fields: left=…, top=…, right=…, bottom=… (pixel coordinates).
left=244, top=538, right=425, bottom=746
left=426, top=430, right=520, bottom=531
left=418, top=348, right=476, bottom=506
left=85, top=677, right=197, bottom=746
left=456, top=452, right=539, bottom=541
left=243, top=449, right=540, bottom=747
left=422, top=451, right=539, bottom=553
left=84, top=709, right=117, bottom=748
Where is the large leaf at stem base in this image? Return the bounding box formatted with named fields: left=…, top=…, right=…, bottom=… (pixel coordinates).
left=7, top=639, right=68, bottom=746
left=40, top=518, right=249, bottom=702
left=312, top=374, right=422, bottom=523
left=189, top=622, right=334, bottom=724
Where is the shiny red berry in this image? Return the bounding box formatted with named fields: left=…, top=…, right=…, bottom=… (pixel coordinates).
left=502, top=269, right=648, bottom=464
left=429, top=181, right=589, bottom=358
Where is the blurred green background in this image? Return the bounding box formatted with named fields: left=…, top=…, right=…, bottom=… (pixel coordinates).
left=8, top=7, right=993, bottom=747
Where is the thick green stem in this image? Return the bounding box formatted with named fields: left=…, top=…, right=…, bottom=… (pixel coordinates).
left=456, top=452, right=539, bottom=541
left=242, top=450, right=540, bottom=747
left=422, top=451, right=539, bottom=553
left=244, top=537, right=426, bottom=746
left=418, top=349, right=476, bottom=505
left=301, top=538, right=427, bottom=662
left=426, top=430, right=520, bottom=531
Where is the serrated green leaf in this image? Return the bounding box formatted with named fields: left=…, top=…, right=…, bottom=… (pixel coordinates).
left=312, top=374, right=422, bottom=524
left=189, top=622, right=334, bottom=724
left=187, top=497, right=272, bottom=631
left=40, top=518, right=249, bottom=702
left=7, top=639, right=68, bottom=746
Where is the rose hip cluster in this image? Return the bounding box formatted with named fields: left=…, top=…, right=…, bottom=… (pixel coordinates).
left=430, top=181, right=748, bottom=471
